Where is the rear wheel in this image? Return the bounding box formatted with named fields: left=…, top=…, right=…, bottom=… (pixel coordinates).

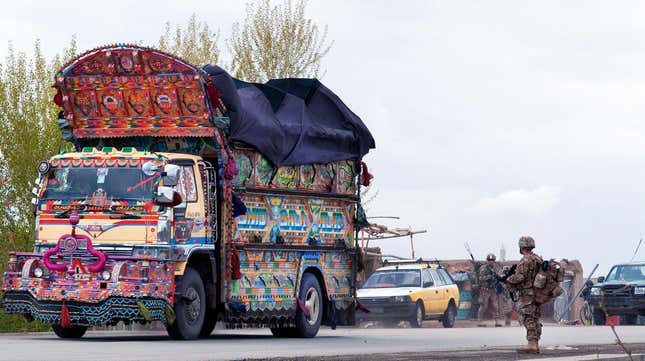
left=52, top=324, right=87, bottom=339
left=442, top=302, right=457, bottom=328
left=166, top=267, right=206, bottom=340
left=622, top=314, right=638, bottom=325
left=410, top=301, right=424, bottom=328
left=293, top=273, right=323, bottom=338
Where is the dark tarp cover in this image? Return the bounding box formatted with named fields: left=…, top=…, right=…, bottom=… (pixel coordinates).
left=203, top=65, right=375, bottom=166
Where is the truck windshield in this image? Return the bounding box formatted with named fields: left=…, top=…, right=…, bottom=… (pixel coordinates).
left=41, top=167, right=157, bottom=201
left=605, top=265, right=645, bottom=282
left=362, top=270, right=421, bottom=288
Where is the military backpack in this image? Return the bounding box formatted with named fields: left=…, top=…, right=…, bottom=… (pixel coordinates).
left=533, top=259, right=565, bottom=305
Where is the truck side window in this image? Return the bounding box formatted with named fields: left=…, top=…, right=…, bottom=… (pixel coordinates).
left=175, top=166, right=197, bottom=202
left=438, top=269, right=453, bottom=285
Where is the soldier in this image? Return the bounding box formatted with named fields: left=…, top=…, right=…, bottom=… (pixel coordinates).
left=477, top=253, right=501, bottom=327
left=505, top=236, right=543, bottom=354
left=498, top=266, right=515, bottom=326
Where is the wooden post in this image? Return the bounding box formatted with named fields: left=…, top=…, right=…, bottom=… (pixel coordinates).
left=409, top=226, right=415, bottom=259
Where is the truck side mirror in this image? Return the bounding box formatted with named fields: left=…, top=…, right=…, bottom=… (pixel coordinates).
left=597, top=276, right=605, bottom=283
left=162, top=164, right=181, bottom=186
left=155, top=186, right=182, bottom=207
left=424, top=280, right=434, bottom=288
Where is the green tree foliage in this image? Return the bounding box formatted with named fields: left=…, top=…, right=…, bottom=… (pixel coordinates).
left=0, top=38, right=77, bottom=332
left=157, top=14, right=220, bottom=67
left=228, top=0, right=332, bottom=82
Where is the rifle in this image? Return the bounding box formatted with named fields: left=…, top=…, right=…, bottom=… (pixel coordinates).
left=464, top=242, right=481, bottom=318
left=496, top=264, right=518, bottom=301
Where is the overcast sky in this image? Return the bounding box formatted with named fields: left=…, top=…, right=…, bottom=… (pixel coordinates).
left=2, top=0, right=644, bottom=275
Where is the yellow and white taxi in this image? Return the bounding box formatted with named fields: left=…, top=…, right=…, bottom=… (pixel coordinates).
left=357, top=260, right=460, bottom=327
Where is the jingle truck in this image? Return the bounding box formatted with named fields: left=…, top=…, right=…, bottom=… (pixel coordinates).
left=1, top=45, right=375, bottom=339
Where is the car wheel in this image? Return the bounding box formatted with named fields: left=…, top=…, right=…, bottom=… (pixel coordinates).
left=592, top=307, right=606, bottom=326
left=166, top=267, right=206, bottom=340
left=292, top=273, right=323, bottom=338
left=442, top=302, right=457, bottom=328
left=52, top=324, right=87, bottom=339
left=410, top=301, right=424, bottom=328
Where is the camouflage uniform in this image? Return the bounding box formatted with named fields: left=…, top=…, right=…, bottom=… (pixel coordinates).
left=498, top=285, right=514, bottom=326
left=477, top=262, right=500, bottom=322
left=506, top=251, right=543, bottom=342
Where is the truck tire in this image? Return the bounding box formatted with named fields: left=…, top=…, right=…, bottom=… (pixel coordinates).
left=292, top=273, right=323, bottom=338
left=622, top=314, right=638, bottom=325
left=410, top=301, right=424, bottom=328
left=442, top=301, right=457, bottom=328
left=199, top=310, right=217, bottom=337
left=52, top=324, right=87, bottom=339
left=166, top=267, right=206, bottom=340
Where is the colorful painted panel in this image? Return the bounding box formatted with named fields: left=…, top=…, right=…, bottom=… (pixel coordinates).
left=231, top=148, right=357, bottom=196
left=228, top=249, right=353, bottom=314
left=55, top=45, right=220, bottom=139
left=234, top=194, right=354, bottom=247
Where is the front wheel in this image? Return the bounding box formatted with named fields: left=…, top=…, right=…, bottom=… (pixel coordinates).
left=166, top=267, right=206, bottom=340
left=410, top=301, right=424, bottom=328
left=293, top=273, right=323, bottom=338
left=52, top=324, right=87, bottom=339
left=442, top=302, right=457, bottom=328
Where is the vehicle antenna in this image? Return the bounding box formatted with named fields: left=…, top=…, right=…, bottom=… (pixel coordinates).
left=629, top=237, right=642, bottom=262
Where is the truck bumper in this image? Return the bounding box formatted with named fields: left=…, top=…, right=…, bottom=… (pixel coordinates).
left=589, top=296, right=645, bottom=315
left=2, top=291, right=169, bottom=326
left=2, top=253, right=176, bottom=326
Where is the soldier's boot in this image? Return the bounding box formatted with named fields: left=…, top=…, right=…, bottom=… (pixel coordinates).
left=516, top=340, right=540, bottom=354
left=505, top=316, right=511, bottom=326
left=494, top=319, right=502, bottom=327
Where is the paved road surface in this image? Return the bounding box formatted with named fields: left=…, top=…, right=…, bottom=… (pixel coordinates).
left=0, top=325, right=643, bottom=361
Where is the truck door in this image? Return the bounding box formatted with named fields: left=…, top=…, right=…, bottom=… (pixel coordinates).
left=429, top=269, right=447, bottom=314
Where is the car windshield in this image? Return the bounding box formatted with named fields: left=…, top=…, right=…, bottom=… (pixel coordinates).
left=41, top=166, right=158, bottom=202
left=605, top=265, right=645, bottom=282
left=362, top=270, right=421, bottom=288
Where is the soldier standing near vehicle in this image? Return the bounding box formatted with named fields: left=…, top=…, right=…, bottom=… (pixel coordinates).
left=478, top=253, right=501, bottom=327
left=498, top=266, right=515, bottom=326
left=505, top=236, right=544, bottom=354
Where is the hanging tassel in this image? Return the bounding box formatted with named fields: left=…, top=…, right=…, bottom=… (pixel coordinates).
left=164, top=303, right=176, bottom=326
left=297, top=298, right=311, bottom=318
left=231, top=247, right=242, bottom=280
left=60, top=302, right=72, bottom=328
left=137, top=300, right=152, bottom=322
left=329, top=297, right=337, bottom=330
left=360, top=161, right=373, bottom=187
left=223, top=157, right=238, bottom=180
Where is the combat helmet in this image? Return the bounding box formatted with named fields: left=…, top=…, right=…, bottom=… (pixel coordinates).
left=486, top=253, right=496, bottom=261
left=518, top=236, right=535, bottom=249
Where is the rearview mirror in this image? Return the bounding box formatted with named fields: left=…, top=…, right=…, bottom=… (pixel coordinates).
left=162, top=164, right=181, bottom=186
left=155, top=186, right=182, bottom=207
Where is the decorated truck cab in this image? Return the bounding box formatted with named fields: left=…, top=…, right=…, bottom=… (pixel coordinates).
left=1, top=45, right=374, bottom=339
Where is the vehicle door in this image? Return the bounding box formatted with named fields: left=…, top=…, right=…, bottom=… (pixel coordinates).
left=420, top=269, right=436, bottom=313
left=437, top=268, right=457, bottom=305
left=429, top=269, right=447, bottom=314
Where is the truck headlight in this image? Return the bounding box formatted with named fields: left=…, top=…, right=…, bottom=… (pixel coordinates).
left=33, top=267, right=44, bottom=278
left=394, top=296, right=410, bottom=303
left=101, top=270, right=111, bottom=281
left=590, top=287, right=601, bottom=296
left=634, top=286, right=645, bottom=295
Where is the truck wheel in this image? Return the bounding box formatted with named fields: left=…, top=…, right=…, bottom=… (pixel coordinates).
left=52, top=324, right=87, bottom=339
left=199, top=310, right=217, bottom=337
left=592, top=307, right=606, bottom=326
left=442, top=302, right=457, bottom=328
left=293, top=273, right=323, bottom=338
left=410, top=301, right=424, bottom=328
left=167, top=267, right=206, bottom=340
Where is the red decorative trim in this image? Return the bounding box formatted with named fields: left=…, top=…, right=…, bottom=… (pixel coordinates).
left=73, top=127, right=215, bottom=138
